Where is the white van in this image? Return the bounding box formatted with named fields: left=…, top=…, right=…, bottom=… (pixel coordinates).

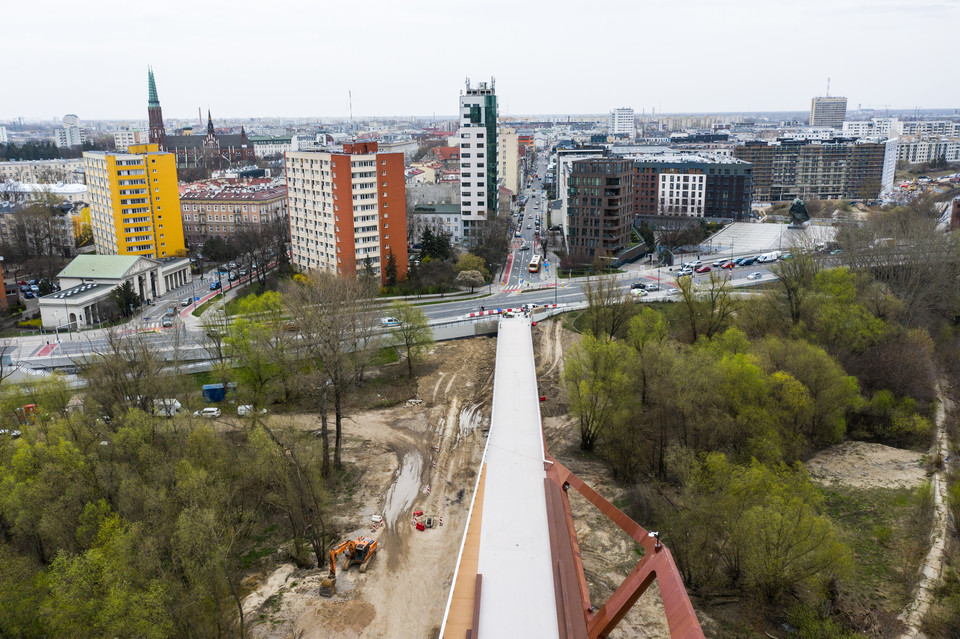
left=238, top=405, right=267, bottom=417
left=757, top=251, right=781, bottom=263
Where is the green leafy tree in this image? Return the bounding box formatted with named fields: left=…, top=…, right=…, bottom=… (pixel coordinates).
left=563, top=332, right=631, bottom=450
left=455, top=252, right=491, bottom=281
left=388, top=301, right=433, bottom=378
left=385, top=251, right=399, bottom=287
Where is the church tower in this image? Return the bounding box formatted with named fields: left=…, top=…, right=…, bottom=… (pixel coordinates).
left=147, top=67, right=166, bottom=150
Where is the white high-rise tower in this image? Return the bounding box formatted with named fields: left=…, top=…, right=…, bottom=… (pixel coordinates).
left=457, top=78, right=498, bottom=243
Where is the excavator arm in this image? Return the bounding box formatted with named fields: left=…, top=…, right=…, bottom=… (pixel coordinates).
left=327, top=540, right=356, bottom=578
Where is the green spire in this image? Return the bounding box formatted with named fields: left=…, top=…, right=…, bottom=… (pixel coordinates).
left=148, top=66, right=160, bottom=108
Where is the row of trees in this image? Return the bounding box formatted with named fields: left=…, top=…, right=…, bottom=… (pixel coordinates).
left=197, top=216, right=290, bottom=292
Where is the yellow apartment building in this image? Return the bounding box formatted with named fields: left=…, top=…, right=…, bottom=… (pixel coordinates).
left=82, top=143, right=185, bottom=258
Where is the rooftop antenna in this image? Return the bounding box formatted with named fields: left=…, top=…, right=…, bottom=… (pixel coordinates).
left=349, top=90, right=353, bottom=129
left=198, top=107, right=202, bottom=127
left=826, top=77, right=830, bottom=97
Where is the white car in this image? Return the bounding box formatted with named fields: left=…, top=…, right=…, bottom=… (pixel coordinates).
left=667, top=288, right=681, bottom=295
left=193, top=407, right=221, bottom=418
left=238, top=405, right=267, bottom=417
left=381, top=317, right=401, bottom=327
left=747, top=272, right=763, bottom=280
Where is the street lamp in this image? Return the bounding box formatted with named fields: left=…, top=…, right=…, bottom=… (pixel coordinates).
left=53, top=311, right=61, bottom=344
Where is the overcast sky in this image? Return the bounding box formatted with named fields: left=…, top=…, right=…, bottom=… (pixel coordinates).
left=4, top=0, right=959, bottom=121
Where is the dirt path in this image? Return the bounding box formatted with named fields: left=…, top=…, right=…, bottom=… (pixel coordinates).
left=242, top=337, right=496, bottom=639
left=898, top=387, right=952, bottom=639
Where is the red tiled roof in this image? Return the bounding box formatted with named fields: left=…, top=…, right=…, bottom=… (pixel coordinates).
left=433, top=146, right=460, bottom=161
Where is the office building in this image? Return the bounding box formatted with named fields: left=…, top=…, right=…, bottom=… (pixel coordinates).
left=609, top=108, right=636, bottom=139
left=809, top=96, right=847, bottom=128
left=733, top=137, right=893, bottom=202
left=0, top=126, right=7, bottom=144
left=498, top=127, right=522, bottom=196
left=82, top=143, right=186, bottom=258
left=285, top=142, right=407, bottom=284
left=457, top=78, right=498, bottom=243
left=565, top=158, right=635, bottom=261
left=179, top=178, right=288, bottom=248
left=633, top=154, right=753, bottom=220
left=55, top=114, right=85, bottom=148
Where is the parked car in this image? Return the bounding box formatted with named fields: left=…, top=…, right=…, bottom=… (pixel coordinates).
left=181, top=297, right=192, bottom=307
left=24, top=291, right=35, bottom=299
left=667, top=288, right=681, bottom=295
left=239, top=269, right=248, bottom=276
left=721, top=261, right=735, bottom=269
left=712, top=259, right=727, bottom=267
left=381, top=317, right=400, bottom=327
left=193, top=407, right=221, bottom=418
left=630, top=282, right=646, bottom=290
left=646, top=284, right=659, bottom=291
left=238, top=405, right=267, bottom=417
left=695, top=266, right=711, bottom=273
left=677, top=268, right=693, bottom=277
left=229, top=272, right=238, bottom=281
left=747, top=272, right=763, bottom=280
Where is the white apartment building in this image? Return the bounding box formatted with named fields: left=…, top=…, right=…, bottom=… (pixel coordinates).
left=843, top=118, right=900, bottom=140
left=809, top=96, right=847, bottom=128
left=0, top=158, right=84, bottom=183
left=457, top=78, right=498, bottom=243
left=659, top=172, right=706, bottom=217
left=55, top=114, right=85, bottom=148
left=881, top=139, right=899, bottom=193
left=250, top=135, right=301, bottom=158
left=609, top=108, right=636, bottom=139
left=114, top=130, right=146, bottom=149
left=285, top=142, right=407, bottom=284
left=497, top=127, right=521, bottom=196
left=897, top=136, right=960, bottom=165
left=900, top=121, right=960, bottom=137
left=0, top=126, right=7, bottom=144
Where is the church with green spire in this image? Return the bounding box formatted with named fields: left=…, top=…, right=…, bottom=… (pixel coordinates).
left=147, top=66, right=166, bottom=149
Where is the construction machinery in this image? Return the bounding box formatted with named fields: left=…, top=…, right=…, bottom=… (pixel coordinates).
left=319, top=536, right=378, bottom=597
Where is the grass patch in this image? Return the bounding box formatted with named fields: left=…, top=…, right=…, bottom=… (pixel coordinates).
left=191, top=298, right=218, bottom=317
left=558, top=268, right=624, bottom=279
left=369, top=346, right=400, bottom=366
left=821, top=484, right=931, bottom=612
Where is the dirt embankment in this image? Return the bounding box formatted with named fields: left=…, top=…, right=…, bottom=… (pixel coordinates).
left=242, top=337, right=497, bottom=639
left=805, top=441, right=927, bottom=490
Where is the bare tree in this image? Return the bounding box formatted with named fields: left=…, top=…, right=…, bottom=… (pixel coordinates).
left=583, top=272, right=634, bottom=337
left=677, top=272, right=738, bottom=341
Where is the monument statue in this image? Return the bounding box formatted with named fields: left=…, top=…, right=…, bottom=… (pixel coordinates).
left=788, top=198, right=810, bottom=228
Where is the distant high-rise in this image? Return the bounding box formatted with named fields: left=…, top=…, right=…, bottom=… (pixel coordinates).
left=809, top=96, right=847, bottom=128
left=609, top=107, right=636, bottom=139
left=55, top=114, right=84, bottom=148
left=147, top=67, right=166, bottom=150
left=457, top=78, right=498, bottom=243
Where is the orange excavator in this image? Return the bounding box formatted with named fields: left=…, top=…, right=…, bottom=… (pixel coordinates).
left=319, top=536, right=378, bottom=597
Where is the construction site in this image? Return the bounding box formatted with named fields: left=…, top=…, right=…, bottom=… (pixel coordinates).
left=237, top=316, right=702, bottom=639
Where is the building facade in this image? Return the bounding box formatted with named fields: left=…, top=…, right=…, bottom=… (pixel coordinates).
left=179, top=178, right=287, bottom=248
left=498, top=127, right=521, bottom=196
left=632, top=154, right=753, bottom=220
left=285, top=142, right=407, bottom=284
left=809, top=96, right=848, bottom=128
left=609, top=108, right=636, bottom=139
left=565, top=158, right=635, bottom=260
left=114, top=130, right=147, bottom=149
left=82, top=143, right=186, bottom=258
left=250, top=135, right=300, bottom=158
left=0, top=159, right=84, bottom=183
left=733, top=138, right=892, bottom=202
left=457, top=79, right=498, bottom=242
left=164, top=112, right=256, bottom=170
left=897, top=136, right=960, bottom=164
left=55, top=114, right=85, bottom=148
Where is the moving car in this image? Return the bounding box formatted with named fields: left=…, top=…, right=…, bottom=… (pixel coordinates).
left=181, top=297, right=192, bottom=307
left=193, top=407, right=221, bottom=418
left=161, top=316, right=173, bottom=328
left=210, top=281, right=222, bottom=290
left=381, top=317, right=400, bottom=327
left=747, top=272, right=763, bottom=280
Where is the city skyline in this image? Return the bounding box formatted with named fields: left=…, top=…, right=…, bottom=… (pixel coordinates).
left=3, top=0, right=959, bottom=121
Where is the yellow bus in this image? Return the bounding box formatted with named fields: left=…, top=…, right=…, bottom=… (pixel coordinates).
left=528, top=254, right=542, bottom=273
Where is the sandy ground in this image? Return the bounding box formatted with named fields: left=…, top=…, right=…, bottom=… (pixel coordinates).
left=241, top=337, right=497, bottom=639
left=805, top=440, right=927, bottom=489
